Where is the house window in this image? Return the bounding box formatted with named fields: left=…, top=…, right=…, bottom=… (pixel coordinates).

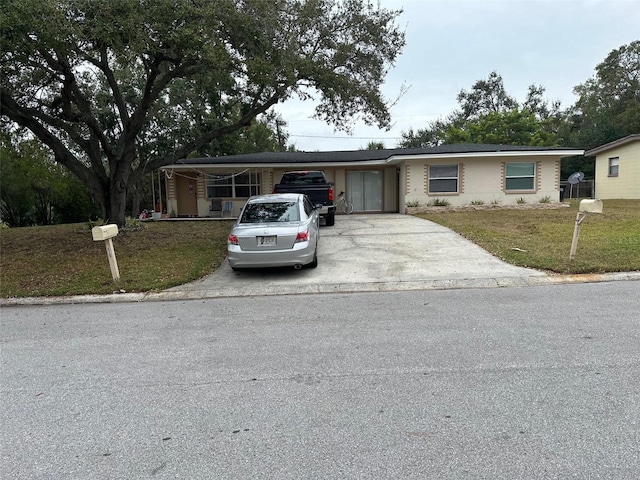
left=206, top=172, right=261, bottom=198
left=505, top=162, right=535, bottom=191
left=429, top=164, right=459, bottom=193
left=608, top=157, right=619, bottom=177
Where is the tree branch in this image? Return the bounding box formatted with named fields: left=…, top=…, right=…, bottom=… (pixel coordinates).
left=85, top=46, right=130, bottom=124
left=1, top=87, right=107, bottom=195
left=133, top=92, right=282, bottom=177
left=35, top=42, right=117, bottom=162
left=123, top=55, right=185, bottom=147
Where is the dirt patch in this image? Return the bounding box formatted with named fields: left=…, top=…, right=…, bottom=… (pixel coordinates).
left=406, top=202, right=571, bottom=214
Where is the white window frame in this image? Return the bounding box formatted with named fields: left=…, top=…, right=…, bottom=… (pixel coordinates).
left=608, top=157, right=619, bottom=177
left=206, top=172, right=261, bottom=198
left=428, top=164, right=459, bottom=194
left=504, top=162, right=536, bottom=192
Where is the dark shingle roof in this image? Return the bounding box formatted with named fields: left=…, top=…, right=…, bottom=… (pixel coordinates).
left=171, top=143, right=582, bottom=166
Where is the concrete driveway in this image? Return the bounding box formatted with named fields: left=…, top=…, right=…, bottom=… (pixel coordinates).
left=168, top=214, right=546, bottom=298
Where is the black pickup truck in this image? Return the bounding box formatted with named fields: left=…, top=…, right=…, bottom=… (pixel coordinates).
left=273, top=171, right=336, bottom=225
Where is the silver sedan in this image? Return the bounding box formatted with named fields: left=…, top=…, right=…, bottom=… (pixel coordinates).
left=227, top=193, right=320, bottom=270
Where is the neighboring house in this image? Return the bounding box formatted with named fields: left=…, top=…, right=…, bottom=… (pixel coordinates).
left=585, top=134, right=640, bottom=200
left=161, top=144, right=583, bottom=217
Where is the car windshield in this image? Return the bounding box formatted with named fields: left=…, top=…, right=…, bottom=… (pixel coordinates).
left=240, top=202, right=300, bottom=223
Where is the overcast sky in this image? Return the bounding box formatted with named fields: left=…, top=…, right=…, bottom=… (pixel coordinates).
left=274, top=0, right=639, bottom=152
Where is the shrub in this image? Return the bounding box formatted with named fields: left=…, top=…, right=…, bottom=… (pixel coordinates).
left=539, top=196, right=552, bottom=204
left=431, top=198, right=451, bottom=207
left=405, top=200, right=421, bottom=207
left=123, top=216, right=145, bottom=232
left=516, top=197, right=527, bottom=204
left=470, top=199, right=485, bottom=205
left=85, top=218, right=103, bottom=230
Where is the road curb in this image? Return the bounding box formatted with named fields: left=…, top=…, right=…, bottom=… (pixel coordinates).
left=2, top=271, right=638, bottom=306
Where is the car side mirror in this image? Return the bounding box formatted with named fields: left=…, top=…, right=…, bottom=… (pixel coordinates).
left=315, top=204, right=323, bottom=210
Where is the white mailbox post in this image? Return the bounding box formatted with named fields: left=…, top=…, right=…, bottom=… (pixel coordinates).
left=92, top=224, right=120, bottom=282
left=569, top=199, right=603, bottom=262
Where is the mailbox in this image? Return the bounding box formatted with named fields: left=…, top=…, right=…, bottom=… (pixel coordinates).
left=91, top=224, right=120, bottom=282
left=92, top=224, right=119, bottom=241
left=570, top=199, right=603, bottom=262
left=578, top=199, right=603, bottom=214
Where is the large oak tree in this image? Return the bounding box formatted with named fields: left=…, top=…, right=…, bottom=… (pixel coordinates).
left=1, top=0, right=405, bottom=225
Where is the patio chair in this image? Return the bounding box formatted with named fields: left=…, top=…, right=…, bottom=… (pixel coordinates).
left=222, top=201, right=233, bottom=217
left=209, top=198, right=222, bottom=217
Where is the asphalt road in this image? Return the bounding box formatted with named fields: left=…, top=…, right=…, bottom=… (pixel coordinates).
left=2, top=281, right=639, bottom=479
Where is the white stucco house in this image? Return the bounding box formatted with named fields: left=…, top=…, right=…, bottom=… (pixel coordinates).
left=161, top=144, right=583, bottom=217
left=585, top=134, right=640, bottom=200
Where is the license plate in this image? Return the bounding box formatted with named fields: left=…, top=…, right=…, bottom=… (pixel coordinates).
left=258, top=236, right=276, bottom=246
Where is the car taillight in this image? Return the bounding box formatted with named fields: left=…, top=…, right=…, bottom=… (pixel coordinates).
left=295, top=231, right=310, bottom=243
left=228, top=234, right=239, bottom=245
left=328, top=186, right=334, bottom=201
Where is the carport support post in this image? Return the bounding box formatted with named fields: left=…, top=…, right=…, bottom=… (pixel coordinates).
left=104, top=238, right=121, bottom=282
left=569, top=211, right=590, bottom=262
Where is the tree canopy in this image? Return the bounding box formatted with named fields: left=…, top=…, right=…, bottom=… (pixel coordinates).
left=0, top=133, right=97, bottom=226
left=1, top=0, right=405, bottom=225
left=561, top=40, right=640, bottom=150
left=399, top=71, right=563, bottom=149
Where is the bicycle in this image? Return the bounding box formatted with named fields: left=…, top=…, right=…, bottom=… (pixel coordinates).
left=336, top=191, right=354, bottom=214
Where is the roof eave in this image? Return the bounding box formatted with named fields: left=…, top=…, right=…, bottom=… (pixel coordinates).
left=584, top=134, right=640, bottom=156
left=162, top=159, right=391, bottom=170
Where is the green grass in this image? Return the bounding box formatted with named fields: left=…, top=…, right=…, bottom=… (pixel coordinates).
left=1, top=220, right=233, bottom=298
left=1, top=200, right=639, bottom=298
left=414, top=199, right=640, bottom=274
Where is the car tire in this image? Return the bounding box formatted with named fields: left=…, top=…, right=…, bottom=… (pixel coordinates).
left=325, top=212, right=335, bottom=226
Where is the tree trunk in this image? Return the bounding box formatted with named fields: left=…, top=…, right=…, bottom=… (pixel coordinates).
left=109, top=177, right=128, bottom=226
left=105, top=150, right=137, bottom=226
left=98, top=167, right=129, bottom=226
left=130, top=183, right=141, bottom=218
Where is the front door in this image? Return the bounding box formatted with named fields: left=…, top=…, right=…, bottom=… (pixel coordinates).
left=347, top=170, right=383, bottom=212
left=176, top=174, right=198, bottom=216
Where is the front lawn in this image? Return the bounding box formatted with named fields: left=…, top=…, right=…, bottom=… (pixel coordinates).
left=1, top=200, right=638, bottom=298
left=412, top=199, right=640, bottom=274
